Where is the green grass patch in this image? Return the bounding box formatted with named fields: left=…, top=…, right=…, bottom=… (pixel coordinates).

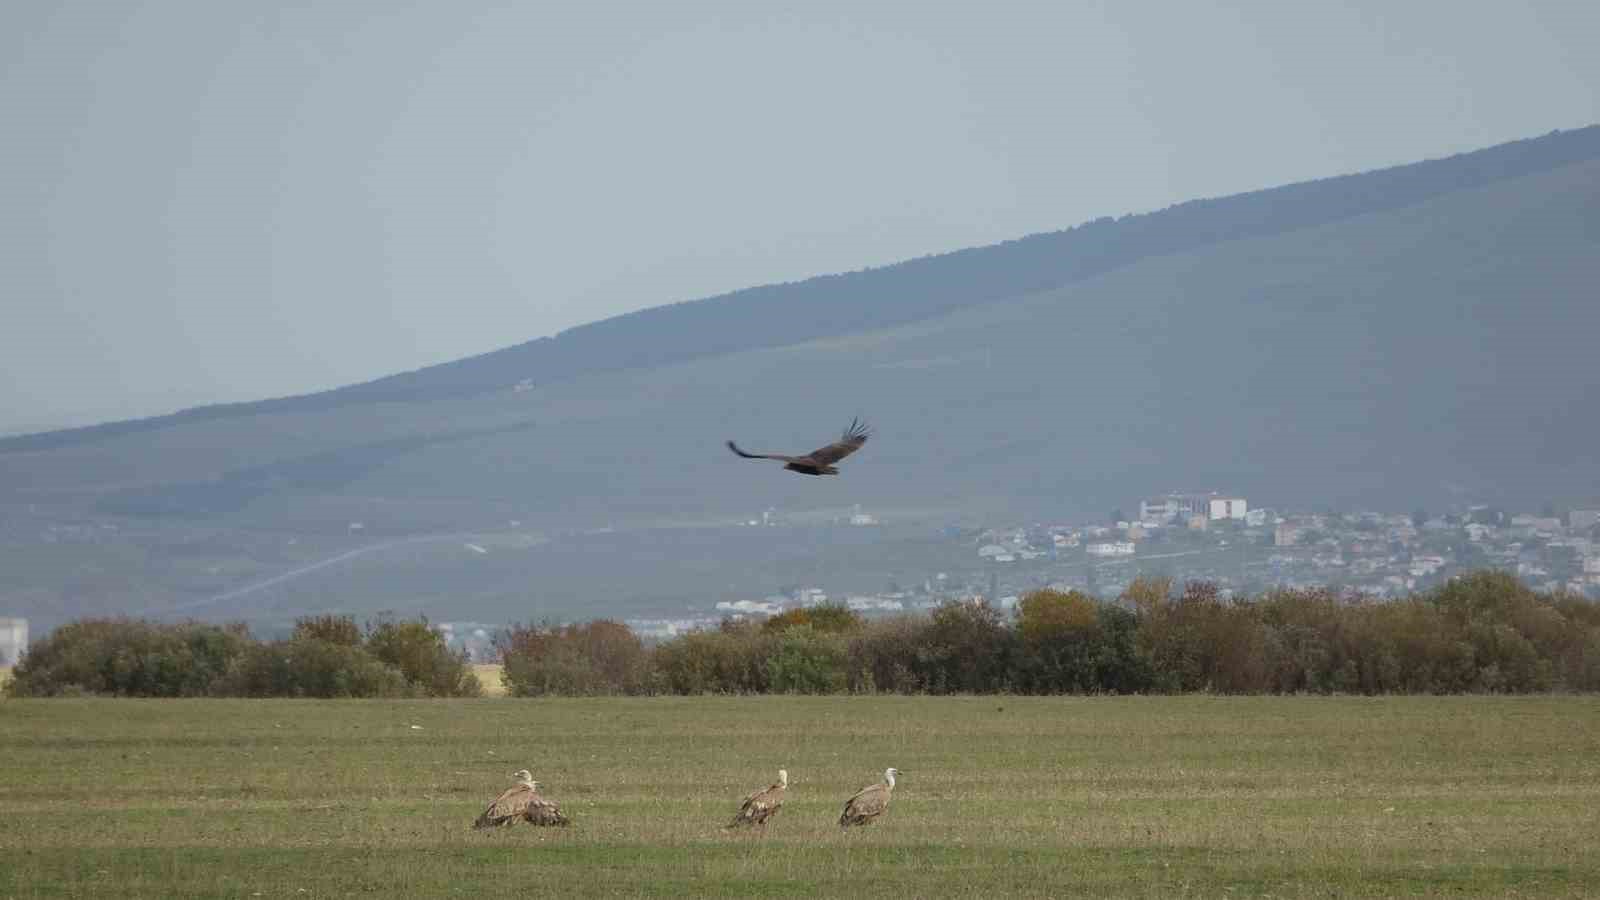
left=2, top=696, right=1598, bottom=897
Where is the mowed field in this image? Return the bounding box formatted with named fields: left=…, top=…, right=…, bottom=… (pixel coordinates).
left=2, top=696, right=1598, bottom=898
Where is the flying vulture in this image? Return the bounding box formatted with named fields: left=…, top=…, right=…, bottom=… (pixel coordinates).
left=727, top=418, right=870, bottom=476
left=473, top=769, right=571, bottom=828
left=727, top=768, right=788, bottom=829
left=838, top=767, right=900, bottom=828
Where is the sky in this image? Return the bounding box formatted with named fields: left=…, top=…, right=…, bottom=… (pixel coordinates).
left=2, top=1, right=1596, bottom=431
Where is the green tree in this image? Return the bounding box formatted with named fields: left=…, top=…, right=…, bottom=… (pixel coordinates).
left=1015, top=589, right=1102, bottom=692
left=763, top=625, right=848, bottom=693
left=293, top=614, right=362, bottom=647
left=762, top=602, right=864, bottom=635
left=365, top=616, right=480, bottom=697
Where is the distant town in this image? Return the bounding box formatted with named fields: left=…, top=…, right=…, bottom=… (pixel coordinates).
left=5, top=492, right=1598, bottom=668
left=565, top=492, right=1600, bottom=654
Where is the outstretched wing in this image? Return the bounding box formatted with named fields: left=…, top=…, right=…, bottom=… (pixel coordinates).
left=523, top=794, right=571, bottom=826
left=806, top=418, right=870, bottom=466
left=727, top=441, right=798, bottom=463
left=474, top=783, right=534, bottom=828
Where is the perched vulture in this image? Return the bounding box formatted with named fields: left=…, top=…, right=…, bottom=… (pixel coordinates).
left=839, top=767, right=900, bottom=828
left=473, top=769, right=571, bottom=828
left=727, top=768, right=788, bottom=829
left=727, top=418, right=870, bottom=476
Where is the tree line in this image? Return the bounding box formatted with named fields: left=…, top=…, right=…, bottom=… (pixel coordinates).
left=4, top=614, right=480, bottom=698
left=7, top=571, right=1598, bottom=698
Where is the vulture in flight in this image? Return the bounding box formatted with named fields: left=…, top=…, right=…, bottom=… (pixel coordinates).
left=473, top=769, right=572, bottom=828
left=839, top=767, right=900, bottom=828
left=727, top=418, right=870, bottom=476
left=727, top=768, right=788, bottom=829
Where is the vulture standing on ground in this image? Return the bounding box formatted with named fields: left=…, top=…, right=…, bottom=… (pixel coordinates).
left=473, top=769, right=571, bottom=828
left=727, top=768, right=788, bottom=828
left=727, top=418, right=870, bottom=476
left=839, top=767, right=900, bottom=828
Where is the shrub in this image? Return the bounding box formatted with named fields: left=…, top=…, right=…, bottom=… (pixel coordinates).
left=216, top=638, right=411, bottom=698
left=365, top=616, right=481, bottom=697
left=651, top=624, right=766, bottom=694
left=498, top=620, right=651, bottom=696
left=1137, top=582, right=1266, bottom=692
left=763, top=602, right=865, bottom=635
left=847, top=600, right=1024, bottom=694
left=293, top=614, right=363, bottom=647
left=1091, top=603, right=1155, bottom=693
left=846, top=616, right=931, bottom=693
left=763, top=625, right=848, bottom=693
left=1014, top=589, right=1102, bottom=693
left=5, top=619, right=251, bottom=698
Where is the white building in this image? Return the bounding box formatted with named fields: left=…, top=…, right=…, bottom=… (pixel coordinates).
left=1410, top=555, right=1446, bottom=577
left=844, top=595, right=905, bottom=612
left=1139, top=497, right=1179, bottom=523
left=0, top=617, right=27, bottom=667
left=716, top=599, right=784, bottom=615
left=1086, top=541, right=1136, bottom=557
left=1570, top=510, right=1600, bottom=531
left=1207, top=497, right=1248, bottom=521
left=849, top=505, right=878, bottom=526
left=1140, top=492, right=1248, bottom=523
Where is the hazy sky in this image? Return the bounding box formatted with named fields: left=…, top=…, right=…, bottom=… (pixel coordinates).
left=3, top=1, right=1596, bottom=429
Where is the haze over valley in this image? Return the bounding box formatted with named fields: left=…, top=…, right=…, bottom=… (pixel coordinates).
left=3, top=127, right=1599, bottom=635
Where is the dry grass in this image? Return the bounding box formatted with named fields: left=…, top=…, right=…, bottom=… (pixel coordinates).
left=1, top=696, right=1597, bottom=897
left=472, top=663, right=506, bottom=697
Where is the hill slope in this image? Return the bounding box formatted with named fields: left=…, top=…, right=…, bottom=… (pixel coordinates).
left=2, top=129, right=1597, bottom=629
left=5, top=125, right=1597, bottom=454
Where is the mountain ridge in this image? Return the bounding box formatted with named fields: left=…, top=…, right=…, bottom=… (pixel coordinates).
left=6, top=124, right=1597, bottom=454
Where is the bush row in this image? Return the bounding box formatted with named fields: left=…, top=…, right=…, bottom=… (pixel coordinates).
left=11, top=571, right=1596, bottom=698
left=498, top=571, right=1600, bottom=696
left=4, top=614, right=480, bottom=698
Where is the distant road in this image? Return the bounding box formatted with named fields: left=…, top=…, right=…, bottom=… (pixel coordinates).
left=154, top=533, right=488, bottom=615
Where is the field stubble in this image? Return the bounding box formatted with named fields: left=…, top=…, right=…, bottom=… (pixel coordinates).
left=1, top=695, right=1597, bottom=897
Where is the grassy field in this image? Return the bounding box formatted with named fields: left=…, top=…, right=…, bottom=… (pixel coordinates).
left=1, top=696, right=1597, bottom=898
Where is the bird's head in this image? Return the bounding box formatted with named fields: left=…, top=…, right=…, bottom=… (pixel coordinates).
left=885, top=767, right=902, bottom=786
left=511, top=769, right=533, bottom=783
left=778, top=769, right=789, bottom=787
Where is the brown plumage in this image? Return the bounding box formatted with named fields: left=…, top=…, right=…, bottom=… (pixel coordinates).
left=473, top=769, right=571, bottom=828
left=727, top=418, right=870, bottom=476
left=521, top=786, right=571, bottom=827
left=727, top=768, right=788, bottom=829
left=839, top=767, right=899, bottom=828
